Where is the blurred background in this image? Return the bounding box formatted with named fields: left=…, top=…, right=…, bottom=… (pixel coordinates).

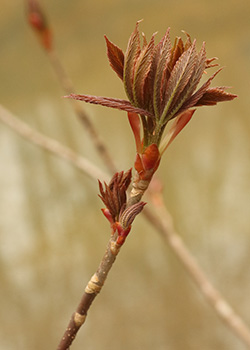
left=0, top=0, right=250, bottom=349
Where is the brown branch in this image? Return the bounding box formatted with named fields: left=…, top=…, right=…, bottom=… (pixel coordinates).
left=0, top=104, right=109, bottom=183
left=145, top=188, right=250, bottom=348
left=1, top=104, right=250, bottom=348
left=57, top=232, right=121, bottom=350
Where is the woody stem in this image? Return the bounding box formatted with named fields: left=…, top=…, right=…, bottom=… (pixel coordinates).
left=57, top=232, right=121, bottom=350
left=127, top=170, right=155, bottom=207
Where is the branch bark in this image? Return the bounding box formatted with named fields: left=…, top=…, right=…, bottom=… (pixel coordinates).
left=57, top=232, right=120, bottom=350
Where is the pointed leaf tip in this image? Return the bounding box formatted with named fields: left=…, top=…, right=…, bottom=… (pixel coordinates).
left=104, top=35, right=124, bottom=80
left=195, top=88, right=237, bottom=106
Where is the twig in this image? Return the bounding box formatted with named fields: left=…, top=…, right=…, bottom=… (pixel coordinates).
left=1, top=104, right=250, bottom=348
left=57, top=231, right=121, bottom=350
left=0, top=104, right=109, bottom=183
left=146, top=188, right=250, bottom=348
left=27, top=0, right=116, bottom=174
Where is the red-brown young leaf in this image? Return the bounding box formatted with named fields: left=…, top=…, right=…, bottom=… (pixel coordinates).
left=164, top=43, right=205, bottom=121
left=195, top=87, right=237, bottom=106
left=133, top=33, right=156, bottom=107
left=187, top=43, right=207, bottom=94
left=98, top=170, right=132, bottom=223
left=104, top=36, right=124, bottom=80
left=169, top=36, right=184, bottom=71
left=161, top=42, right=197, bottom=121
left=179, top=68, right=223, bottom=112
left=66, top=94, right=153, bottom=117
left=153, top=28, right=171, bottom=118
left=182, top=31, right=192, bottom=50
left=124, top=21, right=142, bottom=103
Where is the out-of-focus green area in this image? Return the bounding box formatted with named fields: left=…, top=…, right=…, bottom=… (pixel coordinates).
left=0, top=1, right=250, bottom=349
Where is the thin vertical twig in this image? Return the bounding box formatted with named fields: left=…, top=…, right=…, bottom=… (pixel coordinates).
left=27, top=0, right=117, bottom=174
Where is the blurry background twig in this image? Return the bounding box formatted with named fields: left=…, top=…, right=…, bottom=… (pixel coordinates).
left=0, top=104, right=108, bottom=182
left=147, top=182, right=250, bottom=347
left=27, top=0, right=117, bottom=174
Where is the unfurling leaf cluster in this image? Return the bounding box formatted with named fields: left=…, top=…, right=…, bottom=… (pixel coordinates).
left=67, top=21, right=237, bottom=238
left=99, top=170, right=145, bottom=245
left=68, top=21, right=236, bottom=153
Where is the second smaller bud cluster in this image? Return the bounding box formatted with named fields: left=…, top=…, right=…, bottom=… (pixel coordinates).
left=98, top=169, right=146, bottom=245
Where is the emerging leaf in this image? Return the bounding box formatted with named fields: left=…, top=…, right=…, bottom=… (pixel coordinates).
left=161, top=42, right=197, bottom=122
left=98, top=169, right=132, bottom=223
left=195, top=87, right=237, bottom=106
left=133, top=33, right=156, bottom=107
left=67, top=94, right=153, bottom=117
left=124, top=21, right=141, bottom=103
left=104, top=36, right=124, bottom=80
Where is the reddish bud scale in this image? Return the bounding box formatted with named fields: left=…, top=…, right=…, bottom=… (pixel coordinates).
left=134, top=144, right=161, bottom=181
left=29, top=13, right=46, bottom=30
left=116, top=223, right=131, bottom=246
left=142, top=144, right=160, bottom=171
left=127, top=112, right=142, bottom=153
left=27, top=0, right=52, bottom=51
left=101, top=208, right=113, bottom=225
left=101, top=208, right=118, bottom=235
left=101, top=208, right=132, bottom=245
